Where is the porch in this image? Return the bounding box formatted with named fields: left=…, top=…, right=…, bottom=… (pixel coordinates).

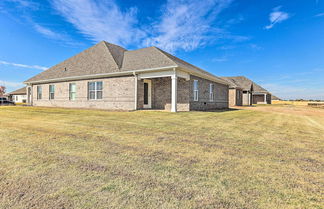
left=135, top=69, right=190, bottom=112
left=252, top=93, right=271, bottom=104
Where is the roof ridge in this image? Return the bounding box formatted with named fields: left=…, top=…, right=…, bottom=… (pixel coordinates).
left=102, top=41, right=126, bottom=70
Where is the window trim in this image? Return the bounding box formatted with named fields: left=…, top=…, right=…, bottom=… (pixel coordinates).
left=209, top=83, right=214, bottom=102
left=193, top=80, right=199, bottom=101
left=37, top=86, right=42, bottom=100
left=69, top=83, right=76, bottom=101
left=49, top=84, right=55, bottom=100
left=88, top=81, right=103, bottom=100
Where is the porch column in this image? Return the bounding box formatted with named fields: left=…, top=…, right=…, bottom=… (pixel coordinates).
left=171, top=73, right=178, bottom=112
left=133, top=72, right=138, bottom=110
left=264, top=93, right=267, bottom=104
left=248, top=92, right=251, bottom=105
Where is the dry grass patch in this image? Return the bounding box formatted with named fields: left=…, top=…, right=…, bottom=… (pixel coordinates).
left=0, top=106, right=323, bottom=208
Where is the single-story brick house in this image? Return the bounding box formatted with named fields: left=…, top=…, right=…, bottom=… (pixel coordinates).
left=221, top=76, right=272, bottom=105
left=8, top=87, right=27, bottom=103
left=24, top=41, right=229, bottom=112
left=220, top=77, right=243, bottom=106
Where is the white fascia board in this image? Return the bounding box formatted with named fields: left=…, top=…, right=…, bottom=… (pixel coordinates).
left=138, top=69, right=189, bottom=80
left=178, top=67, right=229, bottom=86
left=24, top=66, right=178, bottom=85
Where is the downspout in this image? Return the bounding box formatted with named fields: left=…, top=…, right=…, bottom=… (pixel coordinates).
left=133, top=72, right=138, bottom=110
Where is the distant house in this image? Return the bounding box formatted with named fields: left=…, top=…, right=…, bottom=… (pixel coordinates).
left=8, top=87, right=27, bottom=103
left=271, top=95, right=281, bottom=101
left=222, top=76, right=272, bottom=105
left=220, top=77, right=243, bottom=106
left=24, top=41, right=229, bottom=112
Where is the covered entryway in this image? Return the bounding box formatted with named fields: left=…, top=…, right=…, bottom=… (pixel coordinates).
left=135, top=68, right=190, bottom=112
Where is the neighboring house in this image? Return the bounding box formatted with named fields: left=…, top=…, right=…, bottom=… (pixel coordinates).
left=220, top=77, right=243, bottom=106
left=221, top=76, right=253, bottom=106
left=271, top=95, right=281, bottom=101
left=222, top=76, right=272, bottom=105
left=8, top=87, right=27, bottom=103
left=24, top=41, right=229, bottom=112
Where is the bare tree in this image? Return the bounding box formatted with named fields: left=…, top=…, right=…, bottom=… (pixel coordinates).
left=0, top=86, right=6, bottom=96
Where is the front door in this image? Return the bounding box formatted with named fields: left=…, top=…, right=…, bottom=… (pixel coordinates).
left=143, top=79, right=152, bottom=108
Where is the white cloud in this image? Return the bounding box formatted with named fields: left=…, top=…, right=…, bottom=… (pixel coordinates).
left=50, top=0, right=241, bottom=53
left=33, top=23, right=66, bottom=40
left=315, top=13, right=324, bottom=17
left=265, top=6, right=290, bottom=30
left=144, top=0, right=234, bottom=52
left=0, top=60, right=48, bottom=70
left=51, top=0, right=143, bottom=47
left=0, top=80, right=23, bottom=88
left=5, top=0, right=39, bottom=10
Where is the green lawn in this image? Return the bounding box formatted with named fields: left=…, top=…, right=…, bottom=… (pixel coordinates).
left=0, top=106, right=323, bottom=209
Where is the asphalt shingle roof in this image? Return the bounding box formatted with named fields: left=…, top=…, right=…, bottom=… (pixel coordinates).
left=8, top=87, right=26, bottom=95
left=25, top=41, right=227, bottom=85
left=221, top=76, right=270, bottom=93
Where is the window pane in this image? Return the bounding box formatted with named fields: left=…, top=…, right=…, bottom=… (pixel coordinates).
left=37, top=86, right=42, bottom=99
left=89, top=82, right=95, bottom=90
left=89, top=91, right=95, bottom=99
left=70, top=83, right=76, bottom=92
left=97, top=90, right=103, bottom=99
left=50, top=85, right=54, bottom=92
left=194, top=91, right=198, bottom=101
left=70, top=92, right=76, bottom=100
left=96, top=82, right=103, bottom=90
left=194, top=80, right=198, bottom=90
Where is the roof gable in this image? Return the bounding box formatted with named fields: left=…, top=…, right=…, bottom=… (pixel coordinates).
left=222, top=76, right=270, bottom=93
left=25, top=41, right=125, bottom=83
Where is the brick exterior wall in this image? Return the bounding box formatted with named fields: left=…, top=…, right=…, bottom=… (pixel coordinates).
left=189, top=75, right=228, bottom=110
left=30, top=73, right=229, bottom=111
left=235, top=89, right=243, bottom=106
left=31, top=76, right=136, bottom=110
left=252, top=94, right=272, bottom=104
left=253, top=95, right=265, bottom=104
left=151, top=77, right=190, bottom=111
left=228, top=88, right=243, bottom=107
left=228, top=89, right=236, bottom=107
left=242, top=92, right=251, bottom=105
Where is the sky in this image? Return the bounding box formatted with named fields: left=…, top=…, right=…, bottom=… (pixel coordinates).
left=0, top=0, right=323, bottom=100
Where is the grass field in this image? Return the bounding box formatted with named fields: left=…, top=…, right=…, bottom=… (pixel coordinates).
left=0, top=106, right=323, bottom=209
left=272, top=100, right=324, bottom=106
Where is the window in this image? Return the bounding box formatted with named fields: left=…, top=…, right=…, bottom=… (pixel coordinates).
left=209, top=83, right=214, bottom=101
left=88, top=81, right=103, bottom=100
left=69, top=83, right=76, bottom=100
left=37, top=86, right=42, bottom=100
left=16, top=96, right=18, bottom=101
left=49, top=85, right=55, bottom=100
left=193, top=80, right=198, bottom=101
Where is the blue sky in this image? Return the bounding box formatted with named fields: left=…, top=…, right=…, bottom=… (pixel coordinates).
left=0, top=0, right=323, bottom=100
